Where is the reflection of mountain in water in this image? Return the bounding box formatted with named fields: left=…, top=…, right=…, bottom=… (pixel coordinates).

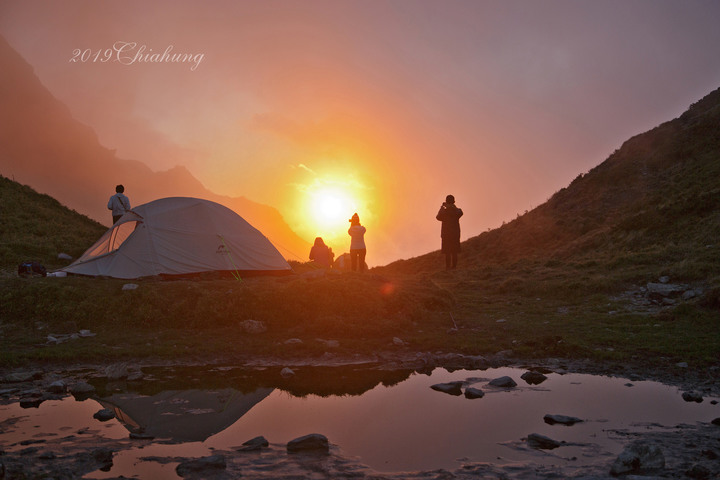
left=100, top=388, right=273, bottom=443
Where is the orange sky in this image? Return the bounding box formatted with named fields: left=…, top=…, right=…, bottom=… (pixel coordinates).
left=2, top=0, right=720, bottom=266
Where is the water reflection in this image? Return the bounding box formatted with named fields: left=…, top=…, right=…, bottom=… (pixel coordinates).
left=0, top=364, right=717, bottom=478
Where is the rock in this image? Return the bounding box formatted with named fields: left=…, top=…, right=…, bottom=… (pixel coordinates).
left=176, top=455, right=226, bottom=477
left=489, top=376, right=517, bottom=388
left=393, top=337, right=405, bottom=346
left=521, top=371, right=548, bottom=385
left=91, top=447, right=114, bottom=469
left=19, top=397, right=44, bottom=409
left=240, top=319, right=267, bottom=334
left=676, top=362, right=689, bottom=368
left=712, top=417, right=720, bottom=426
left=464, top=387, right=485, bottom=399
left=610, top=440, right=665, bottom=475
left=237, top=436, right=269, bottom=452
left=105, top=363, right=129, bottom=380
left=280, top=367, right=295, bottom=378
left=284, top=338, right=303, bottom=345
left=686, top=464, right=712, bottom=479
left=682, top=391, right=704, bottom=403
left=287, top=433, right=329, bottom=454
left=430, top=382, right=464, bottom=396
left=78, top=329, right=96, bottom=337
left=646, top=282, right=684, bottom=297
left=129, top=432, right=155, bottom=440
left=527, top=433, right=563, bottom=450
left=69, top=382, right=96, bottom=395
left=316, top=338, right=339, bottom=348
left=93, top=409, right=116, bottom=421
left=122, top=283, right=139, bottom=291
left=658, top=276, right=670, bottom=284
left=5, top=371, right=41, bottom=383
left=544, top=414, right=583, bottom=426
left=47, top=380, right=67, bottom=394
left=682, top=290, right=698, bottom=300
left=57, top=253, right=73, bottom=260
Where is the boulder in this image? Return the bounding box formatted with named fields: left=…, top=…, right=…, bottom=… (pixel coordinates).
left=287, top=433, right=329, bottom=454
left=610, top=440, right=665, bottom=476
left=489, top=376, right=517, bottom=388
left=69, top=382, right=96, bottom=397
left=430, top=381, right=464, bottom=396
left=176, top=455, right=226, bottom=477
left=527, top=433, right=563, bottom=450
left=5, top=371, right=41, bottom=383
left=544, top=414, right=583, bottom=426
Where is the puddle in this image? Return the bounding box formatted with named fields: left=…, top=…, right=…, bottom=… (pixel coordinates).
left=1, top=365, right=717, bottom=478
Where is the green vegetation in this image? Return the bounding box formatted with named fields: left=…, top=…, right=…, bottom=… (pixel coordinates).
left=1, top=88, right=719, bottom=369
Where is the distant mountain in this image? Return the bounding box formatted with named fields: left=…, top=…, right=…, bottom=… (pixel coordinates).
left=387, top=86, right=720, bottom=274
left=0, top=35, right=310, bottom=260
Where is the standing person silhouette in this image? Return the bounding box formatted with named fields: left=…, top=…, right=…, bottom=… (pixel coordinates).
left=108, top=184, right=131, bottom=224
left=436, top=194, right=463, bottom=269
left=348, top=213, right=367, bottom=272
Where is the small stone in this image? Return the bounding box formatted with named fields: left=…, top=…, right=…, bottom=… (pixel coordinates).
left=464, top=387, right=485, bottom=399
left=20, top=397, right=44, bottom=408
left=610, top=440, right=665, bottom=475
left=521, top=371, right=548, bottom=385
left=93, top=409, right=116, bottom=422
left=176, top=455, right=226, bottom=477
left=393, top=337, right=405, bottom=346
left=527, top=433, right=562, bottom=450
left=489, top=376, right=517, bottom=388
left=47, top=380, right=67, bottom=394
left=430, top=382, right=464, bottom=396
left=682, top=391, right=703, bottom=403
left=240, top=320, right=267, bottom=334
left=543, top=414, right=583, bottom=426
left=237, top=436, right=269, bottom=452
left=69, top=382, right=96, bottom=395
left=122, top=283, right=139, bottom=291
left=287, top=433, right=329, bottom=454
left=129, top=433, right=155, bottom=440
left=105, top=363, right=129, bottom=380
left=280, top=367, right=295, bottom=378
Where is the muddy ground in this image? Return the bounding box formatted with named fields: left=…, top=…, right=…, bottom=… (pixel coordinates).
left=1, top=352, right=719, bottom=479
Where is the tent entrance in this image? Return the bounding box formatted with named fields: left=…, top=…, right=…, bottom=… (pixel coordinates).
left=75, top=220, right=140, bottom=263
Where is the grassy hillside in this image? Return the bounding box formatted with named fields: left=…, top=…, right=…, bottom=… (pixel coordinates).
left=0, top=175, right=106, bottom=273
left=387, top=87, right=720, bottom=285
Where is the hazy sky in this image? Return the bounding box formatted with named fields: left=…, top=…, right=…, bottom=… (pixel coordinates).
left=2, top=0, right=719, bottom=265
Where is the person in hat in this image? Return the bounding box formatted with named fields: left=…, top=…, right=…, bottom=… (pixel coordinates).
left=347, top=213, right=367, bottom=272
left=436, top=194, right=463, bottom=269
left=108, top=184, right=131, bottom=224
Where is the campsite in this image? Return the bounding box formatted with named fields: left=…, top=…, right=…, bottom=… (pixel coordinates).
left=2, top=85, right=720, bottom=477
left=1, top=2, right=720, bottom=477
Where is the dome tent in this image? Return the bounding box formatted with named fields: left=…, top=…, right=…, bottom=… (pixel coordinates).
left=61, top=197, right=292, bottom=279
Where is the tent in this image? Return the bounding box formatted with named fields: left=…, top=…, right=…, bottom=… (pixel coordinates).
left=61, top=197, right=292, bottom=279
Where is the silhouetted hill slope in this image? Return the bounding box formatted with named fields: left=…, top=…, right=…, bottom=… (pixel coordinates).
left=387, top=87, right=720, bottom=276
left=0, top=175, right=106, bottom=270
left=0, top=35, right=309, bottom=259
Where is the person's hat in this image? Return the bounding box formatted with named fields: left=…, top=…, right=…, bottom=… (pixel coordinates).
left=445, top=194, right=455, bottom=204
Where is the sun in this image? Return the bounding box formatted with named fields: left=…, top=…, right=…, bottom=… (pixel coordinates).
left=310, top=187, right=354, bottom=228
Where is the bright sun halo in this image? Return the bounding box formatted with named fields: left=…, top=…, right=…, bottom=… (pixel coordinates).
left=310, top=187, right=353, bottom=228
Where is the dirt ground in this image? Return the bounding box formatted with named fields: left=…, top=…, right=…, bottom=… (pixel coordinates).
left=1, top=352, right=719, bottom=479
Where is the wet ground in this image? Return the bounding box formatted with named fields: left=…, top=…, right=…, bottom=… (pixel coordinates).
left=1, top=354, right=719, bottom=479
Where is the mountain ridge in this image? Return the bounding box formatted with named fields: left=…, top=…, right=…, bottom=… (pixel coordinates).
left=0, top=35, right=310, bottom=260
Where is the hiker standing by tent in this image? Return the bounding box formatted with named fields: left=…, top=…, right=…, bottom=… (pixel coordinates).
left=108, top=184, right=131, bottom=224
left=436, top=194, right=463, bottom=270
left=309, top=237, right=334, bottom=268
left=348, top=213, right=367, bottom=272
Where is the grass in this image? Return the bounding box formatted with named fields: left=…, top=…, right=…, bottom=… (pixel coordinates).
left=2, top=87, right=720, bottom=371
